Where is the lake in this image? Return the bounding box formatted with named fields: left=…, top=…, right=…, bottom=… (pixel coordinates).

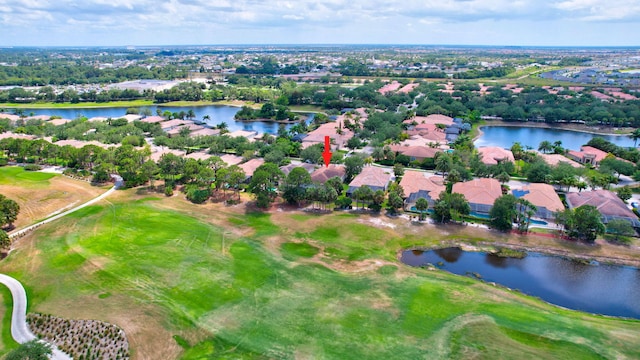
left=401, top=247, right=640, bottom=319
left=475, top=126, right=636, bottom=151
left=13, top=105, right=308, bottom=135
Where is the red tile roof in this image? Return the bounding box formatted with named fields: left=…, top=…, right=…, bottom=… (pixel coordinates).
left=566, top=190, right=636, bottom=219
left=310, top=164, right=346, bottom=183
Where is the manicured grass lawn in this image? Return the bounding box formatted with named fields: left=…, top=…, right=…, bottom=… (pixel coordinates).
left=0, top=286, right=19, bottom=356
left=0, top=167, right=56, bottom=186
left=1, top=197, right=638, bottom=359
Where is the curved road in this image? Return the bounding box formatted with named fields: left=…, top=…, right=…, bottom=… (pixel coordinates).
left=1, top=174, right=122, bottom=359
left=0, top=274, right=71, bottom=360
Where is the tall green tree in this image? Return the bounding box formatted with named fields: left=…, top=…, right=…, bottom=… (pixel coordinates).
left=248, top=163, right=283, bottom=208
left=415, top=198, right=429, bottom=220
left=6, top=340, right=52, bottom=360
left=282, top=167, right=313, bottom=206
left=562, top=205, right=605, bottom=243
left=0, top=194, right=20, bottom=229
left=432, top=192, right=470, bottom=223
left=490, top=194, right=517, bottom=231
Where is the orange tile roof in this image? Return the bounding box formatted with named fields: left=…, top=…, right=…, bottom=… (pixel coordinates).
left=220, top=154, right=243, bottom=166
left=399, top=170, right=445, bottom=198
left=580, top=146, right=609, bottom=163
left=517, top=183, right=564, bottom=213
left=452, top=178, right=502, bottom=206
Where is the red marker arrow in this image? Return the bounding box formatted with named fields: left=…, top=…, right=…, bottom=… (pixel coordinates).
left=322, top=136, right=332, bottom=167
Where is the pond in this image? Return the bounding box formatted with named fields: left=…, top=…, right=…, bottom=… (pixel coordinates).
left=401, top=247, right=640, bottom=319
left=12, top=105, right=311, bottom=135
left=475, top=126, right=635, bottom=151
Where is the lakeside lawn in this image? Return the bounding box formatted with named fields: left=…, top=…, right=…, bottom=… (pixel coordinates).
left=0, top=193, right=638, bottom=359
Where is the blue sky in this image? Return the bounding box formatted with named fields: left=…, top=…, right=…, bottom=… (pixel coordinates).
left=1, top=0, right=639, bottom=47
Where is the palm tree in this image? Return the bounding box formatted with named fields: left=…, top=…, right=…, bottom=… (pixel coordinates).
left=631, top=128, right=640, bottom=147
left=203, top=115, right=211, bottom=122
left=538, top=140, right=553, bottom=154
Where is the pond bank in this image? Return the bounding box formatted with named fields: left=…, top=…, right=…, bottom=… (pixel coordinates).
left=401, top=240, right=640, bottom=268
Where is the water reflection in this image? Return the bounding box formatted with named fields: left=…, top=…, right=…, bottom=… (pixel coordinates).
left=400, top=247, right=640, bottom=318
left=434, top=247, right=463, bottom=263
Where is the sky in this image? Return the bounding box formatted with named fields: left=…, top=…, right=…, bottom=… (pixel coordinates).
left=1, top=0, right=639, bottom=47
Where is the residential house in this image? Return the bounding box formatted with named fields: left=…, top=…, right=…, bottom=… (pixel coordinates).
left=310, top=164, right=347, bottom=183
left=190, top=128, right=221, bottom=137
left=227, top=130, right=258, bottom=142
left=347, top=166, right=393, bottom=195
left=536, top=152, right=582, bottom=168
left=452, top=178, right=502, bottom=215
left=566, top=190, right=640, bottom=228
left=219, top=154, right=243, bottom=166
left=399, top=170, right=445, bottom=209
left=567, top=146, right=608, bottom=166
left=512, top=183, right=564, bottom=219
left=477, top=147, right=515, bottom=165
left=390, top=145, right=442, bottom=161
left=301, top=121, right=354, bottom=150
left=139, top=116, right=165, bottom=123
left=238, top=158, right=265, bottom=180
left=280, top=163, right=316, bottom=176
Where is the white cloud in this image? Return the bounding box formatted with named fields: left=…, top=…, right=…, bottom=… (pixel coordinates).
left=0, top=0, right=639, bottom=45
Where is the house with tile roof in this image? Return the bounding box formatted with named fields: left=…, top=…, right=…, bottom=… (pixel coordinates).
left=390, top=145, right=442, bottom=161
left=566, top=190, right=640, bottom=228
left=512, top=183, right=564, bottom=219
left=219, top=154, right=243, bottom=166
left=310, top=164, right=346, bottom=183
left=452, top=178, right=502, bottom=215
left=477, top=147, right=515, bottom=165
left=238, top=158, right=265, bottom=180
left=280, top=163, right=316, bottom=176
left=399, top=170, right=445, bottom=209
left=536, top=152, right=582, bottom=168
left=567, top=146, right=609, bottom=166
left=347, top=166, right=393, bottom=195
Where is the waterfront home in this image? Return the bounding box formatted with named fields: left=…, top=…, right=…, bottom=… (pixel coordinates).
left=140, top=116, right=165, bottom=123
left=566, top=190, right=640, bottom=228
left=227, top=130, right=258, bottom=142
left=477, top=146, right=515, bottom=165
left=567, top=146, right=608, bottom=166
left=347, top=166, right=393, bottom=195
left=399, top=170, right=445, bottom=209
left=535, top=152, right=582, bottom=168
left=512, top=183, right=565, bottom=219
left=190, top=128, right=221, bottom=137
left=452, top=178, right=502, bottom=215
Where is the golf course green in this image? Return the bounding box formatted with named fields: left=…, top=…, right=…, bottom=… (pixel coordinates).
left=1, top=194, right=638, bottom=359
